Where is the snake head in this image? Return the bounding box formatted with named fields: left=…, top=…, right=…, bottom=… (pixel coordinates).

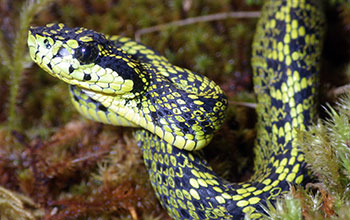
left=28, top=23, right=149, bottom=97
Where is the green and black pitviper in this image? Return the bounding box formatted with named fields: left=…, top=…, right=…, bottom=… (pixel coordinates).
left=27, top=0, right=324, bottom=219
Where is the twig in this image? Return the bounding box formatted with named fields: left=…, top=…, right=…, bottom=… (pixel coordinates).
left=135, top=11, right=261, bottom=41
left=71, top=150, right=109, bottom=164
left=329, top=84, right=350, bottom=97
left=229, top=100, right=257, bottom=109
left=128, top=206, right=138, bottom=220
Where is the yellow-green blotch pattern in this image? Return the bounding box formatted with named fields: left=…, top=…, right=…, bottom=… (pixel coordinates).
left=28, top=22, right=227, bottom=151
left=27, top=0, right=324, bottom=219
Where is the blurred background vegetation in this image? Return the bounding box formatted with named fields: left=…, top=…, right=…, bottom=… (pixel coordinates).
left=0, top=0, right=349, bottom=219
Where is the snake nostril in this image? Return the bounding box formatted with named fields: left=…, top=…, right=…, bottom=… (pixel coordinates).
left=43, top=39, right=51, bottom=49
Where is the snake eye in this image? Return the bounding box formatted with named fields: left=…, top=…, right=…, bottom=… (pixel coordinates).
left=74, top=43, right=99, bottom=64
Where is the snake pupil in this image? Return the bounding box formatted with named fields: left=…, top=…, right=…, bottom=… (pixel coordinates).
left=74, top=43, right=99, bottom=64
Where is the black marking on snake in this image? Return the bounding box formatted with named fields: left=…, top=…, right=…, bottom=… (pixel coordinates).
left=47, top=62, right=52, bottom=70
left=180, top=209, right=190, bottom=218
left=178, top=122, right=190, bottom=133
left=83, top=73, right=91, bottom=81
left=124, top=98, right=133, bottom=106
left=187, top=119, right=195, bottom=125
left=73, top=94, right=79, bottom=102
left=156, top=110, right=163, bottom=117
left=182, top=112, right=192, bottom=119
left=98, top=53, right=147, bottom=94
left=69, top=65, right=74, bottom=73
left=150, top=111, right=161, bottom=126
left=98, top=104, right=108, bottom=112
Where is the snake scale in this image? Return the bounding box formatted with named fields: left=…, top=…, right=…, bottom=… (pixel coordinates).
left=27, top=0, right=324, bottom=219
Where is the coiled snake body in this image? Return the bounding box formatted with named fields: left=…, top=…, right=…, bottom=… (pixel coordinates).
left=28, top=0, right=324, bottom=219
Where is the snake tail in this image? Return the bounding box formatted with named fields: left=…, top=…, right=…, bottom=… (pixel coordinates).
left=27, top=0, right=324, bottom=219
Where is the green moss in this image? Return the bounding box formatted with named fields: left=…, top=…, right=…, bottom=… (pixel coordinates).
left=261, top=191, right=302, bottom=220
left=0, top=186, right=35, bottom=220
left=261, top=94, right=350, bottom=219
left=300, top=94, right=350, bottom=197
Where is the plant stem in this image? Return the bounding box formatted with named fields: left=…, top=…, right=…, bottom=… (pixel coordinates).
left=7, top=0, right=54, bottom=131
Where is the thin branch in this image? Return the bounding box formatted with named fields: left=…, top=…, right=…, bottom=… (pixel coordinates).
left=135, top=11, right=261, bottom=41
left=229, top=100, right=257, bottom=109
left=329, top=84, right=350, bottom=97
left=71, top=151, right=109, bottom=164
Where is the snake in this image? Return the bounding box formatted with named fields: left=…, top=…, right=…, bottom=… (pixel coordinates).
left=27, top=0, right=324, bottom=219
